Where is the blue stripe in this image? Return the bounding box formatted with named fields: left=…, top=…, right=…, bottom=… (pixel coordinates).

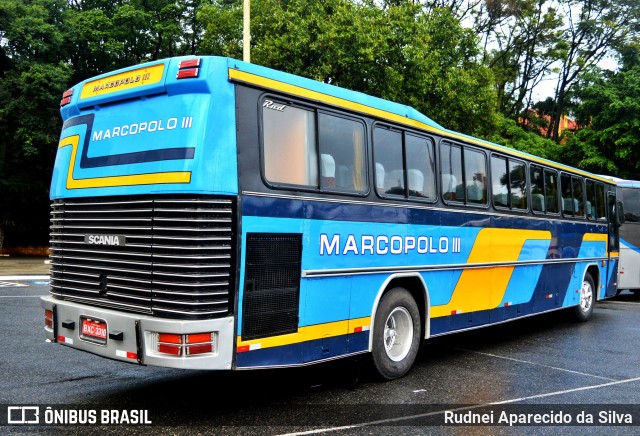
left=235, top=331, right=369, bottom=368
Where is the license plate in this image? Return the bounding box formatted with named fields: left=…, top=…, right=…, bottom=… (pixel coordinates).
left=80, top=317, right=107, bottom=344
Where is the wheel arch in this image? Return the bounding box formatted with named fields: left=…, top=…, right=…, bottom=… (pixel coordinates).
left=368, top=273, right=430, bottom=352
left=584, top=262, right=600, bottom=300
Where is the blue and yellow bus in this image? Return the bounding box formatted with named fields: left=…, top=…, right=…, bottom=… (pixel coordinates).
left=41, top=56, right=623, bottom=379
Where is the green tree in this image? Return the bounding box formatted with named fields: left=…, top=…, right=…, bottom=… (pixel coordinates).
left=0, top=0, right=213, bottom=247
left=564, top=42, right=640, bottom=179
left=200, top=0, right=498, bottom=136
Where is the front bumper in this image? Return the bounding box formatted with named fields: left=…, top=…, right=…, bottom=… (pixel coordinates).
left=40, top=296, right=235, bottom=370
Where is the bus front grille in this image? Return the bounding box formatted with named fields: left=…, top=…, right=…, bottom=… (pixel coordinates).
left=49, top=195, right=236, bottom=319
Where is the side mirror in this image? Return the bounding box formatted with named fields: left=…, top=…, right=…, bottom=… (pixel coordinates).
left=616, top=201, right=625, bottom=227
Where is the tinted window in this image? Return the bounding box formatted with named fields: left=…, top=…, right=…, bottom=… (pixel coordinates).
left=509, top=159, right=528, bottom=210
left=441, top=142, right=463, bottom=202
left=465, top=148, right=488, bottom=205
left=572, top=177, right=585, bottom=217
left=586, top=180, right=596, bottom=219
left=561, top=174, right=573, bottom=215
left=263, top=102, right=317, bottom=186
left=530, top=165, right=544, bottom=213
left=319, top=113, right=366, bottom=192
left=621, top=187, right=640, bottom=222
left=406, top=134, right=436, bottom=200
left=544, top=170, right=559, bottom=214
left=596, top=183, right=607, bottom=220
left=491, top=155, right=509, bottom=208
left=374, top=128, right=404, bottom=196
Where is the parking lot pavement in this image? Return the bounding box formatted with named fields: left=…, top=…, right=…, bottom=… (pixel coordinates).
left=2, top=284, right=640, bottom=434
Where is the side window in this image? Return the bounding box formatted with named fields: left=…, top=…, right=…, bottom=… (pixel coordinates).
left=491, top=154, right=527, bottom=211
left=440, top=142, right=463, bottom=202
left=374, top=127, right=404, bottom=197
left=530, top=165, right=544, bottom=213
left=509, top=159, right=528, bottom=210
left=561, top=173, right=573, bottom=215
left=405, top=134, right=436, bottom=200
left=572, top=177, right=585, bottom=217
left=586, top=180, right=596, bottom=219
left=465, top=148, right=488, bottom=205
left=318, top=113, right=366, bottom=192
left=263, top=102, right=317, bottom=186
left=491, top=155, right=509, bottom=208
left=595, top=183, right=607, bottom=220
left=620, top=187, right=640, bottom=223
left=544, top=169, right=559, bottom=214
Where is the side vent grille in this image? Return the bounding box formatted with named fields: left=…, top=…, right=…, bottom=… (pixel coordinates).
left=242, top=233, right=302, bottom=340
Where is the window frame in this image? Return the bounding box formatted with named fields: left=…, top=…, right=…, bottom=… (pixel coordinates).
left=490, top=153, right=529, bottom=213
left=560, top=172, right=586, bottom=219
left=372, top=123, right=438, bottom=204
left=439, top=140, right=489, bottom=209
left=259, top=94, right=369, bottom=197
left=529, top=164, right=560, bottom=216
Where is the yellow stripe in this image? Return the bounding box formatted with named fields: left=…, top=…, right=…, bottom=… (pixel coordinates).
left=58, top=135, right=191, bottom=189
left=431, top=229, right=551, bottom=317
left=237, top=316, right=371, bottom=350
left=229, top=68, right=612, bottom=184
left=582, top=233, right=607, bottom=243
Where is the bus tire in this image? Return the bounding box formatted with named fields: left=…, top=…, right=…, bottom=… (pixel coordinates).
left=371, top=287, right=421, bottom=380
left=573, top=272, right=595, bottom=322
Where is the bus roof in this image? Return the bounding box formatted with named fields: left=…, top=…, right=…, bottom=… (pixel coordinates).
left=227, top=57, right=613, bottom=185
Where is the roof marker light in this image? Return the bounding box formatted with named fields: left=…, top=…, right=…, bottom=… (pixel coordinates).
left=177, top=58, right=201, bottom=79
left=60, top=88, right=73, bottom=107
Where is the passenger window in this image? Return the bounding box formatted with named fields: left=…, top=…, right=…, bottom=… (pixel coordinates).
left=572, top=177, right=585, bottom=217
left=441, top=142, right=463, bottom=202
left=544, top=170, right=559, bottom=214
left=561, top=174, right=573, bottom=215
left=263, top=102, right=317, bottom=187
left=465, top=149, right=488, bottom=205
left=491, top=155, right=509, bottom=208
left=596, top=183, right=607, bottom=220
left=318, top=113, right=366, bottom=193
left=374, top=128, right=404, bottom=197
left=586, top=180, right=596, bottom=219
left=405, top=134, right=436, bottom=200
left=530, top=165, right=544, bottom=213
left=595, top=183, right=607, bottom=220
left=491, top=155, right=527, bottom=211
left=509, top=159, right=527, bottom=210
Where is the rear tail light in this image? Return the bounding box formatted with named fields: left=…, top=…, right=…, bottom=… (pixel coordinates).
left=155, top=331, right=215, bottom=357
left=177, top=58, right=201, bottom=79
left=45, top=309, right=53, bottom=329
left=60, top=88, right=73, bottom=107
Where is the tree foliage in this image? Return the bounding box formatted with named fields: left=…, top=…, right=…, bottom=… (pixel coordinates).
left=201, top=0, right=498, bottom=136
left=0, top=0, right=638, bottom=246
left=563, top=41, right=640, bottom=179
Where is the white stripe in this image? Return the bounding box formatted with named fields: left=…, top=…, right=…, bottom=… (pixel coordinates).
left=277, top=376, right=640, bottom=435
left=458, top=349, right=616, bottom=381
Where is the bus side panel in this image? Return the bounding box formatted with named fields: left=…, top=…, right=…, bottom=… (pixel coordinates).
left=619, top=239, right=640, bottom=290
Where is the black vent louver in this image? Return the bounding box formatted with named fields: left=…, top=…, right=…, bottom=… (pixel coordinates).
left=242, top=233, right=302, bottom=340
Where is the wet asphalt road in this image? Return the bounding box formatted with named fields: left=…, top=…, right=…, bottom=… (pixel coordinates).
left=2, top=279, right=640, bottom=435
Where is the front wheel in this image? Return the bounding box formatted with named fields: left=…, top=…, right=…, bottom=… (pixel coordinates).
left=371, top=287, right=421, bottom=380
left=573, top=272, right=595, bottom=322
